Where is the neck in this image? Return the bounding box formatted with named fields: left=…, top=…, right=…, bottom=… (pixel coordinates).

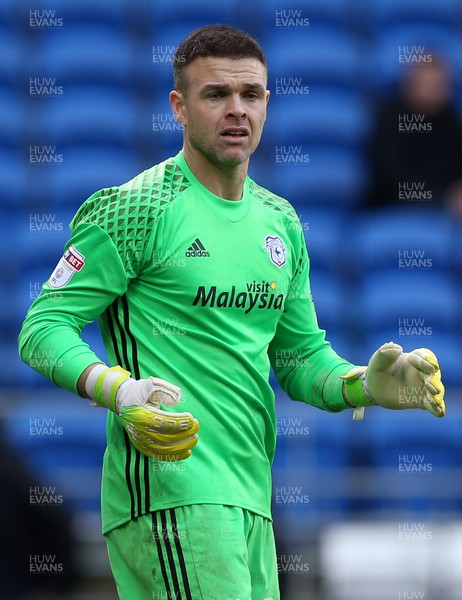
left=181, top=147, right=248, bottom=201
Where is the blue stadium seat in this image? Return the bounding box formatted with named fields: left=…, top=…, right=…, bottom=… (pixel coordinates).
left=359, top=408, right=462, bottom=514
left=303, top=208, right=346, bottom=271
left=0, top=0, right=17, bottom=27
left=15, top=210, right=73, bottom=267
left=150, top=136, right=183, bottom=166
left=4, top=344, right=56, bottom=388
left=0, top=148, right=26, bottom=207
left=309, top=269, right=347, bottom=331
left=30, top=26, right=134, bottom=87
left=454, top=222, right=462, bottom=275
left=350, top=251, right=460, bottom=381
left=135, top=22, right=214, bottom=94
left=43, top=86, right=138, bottom=148
left=308, top=271, right=355, bottom=358
left=364, top=0, right=461, bottom=29
left=0, top=86, right=23, bottom=150
left=22, top=164, right=55, bottom=210
left=143, top=93, right=184, bottom=161
left=247, top=154, right=274, bottom=190
left=356, top=270, right=459, bottom=332
left=243, top=0, right=354, bottom=36
left=351, top=208, right=457, bottom=273
left=274, top=395, right=356, bottom=533
left=0, top=27, right=22, bottom=86
left=46, top=146, right=142, bottom=208
left=266, top=145, right=367, bottom=209
left=0, top=207, right=19, bottom=266
left=21, top=0, right=128, bottom=27
left=363, top=25, right=462, bottom=96
left=3, top=391, right=107, bottom=511
left=147, top=0, right=238, bottom=25
left=264, top=27, right=362, bottom=90
left=265, top=88, right=371, bottom=148
left=0, top=310, right=20, bottom=357
left=0, top=209, right=20, bottom=344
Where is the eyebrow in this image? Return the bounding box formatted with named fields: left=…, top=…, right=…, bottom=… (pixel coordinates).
left=200, top=82, right=266, bottom=93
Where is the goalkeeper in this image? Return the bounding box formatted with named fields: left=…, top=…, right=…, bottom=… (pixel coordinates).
left=18, top=24, right=445, bottom=600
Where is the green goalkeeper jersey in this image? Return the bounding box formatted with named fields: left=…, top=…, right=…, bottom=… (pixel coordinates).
left=19, top=152, right=354, bottom=534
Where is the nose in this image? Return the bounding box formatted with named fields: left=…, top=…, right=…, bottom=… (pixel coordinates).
left=226, top=94, right=246, bottom=119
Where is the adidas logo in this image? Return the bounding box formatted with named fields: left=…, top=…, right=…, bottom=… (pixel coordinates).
left=185, top=238, right=210, bottom=257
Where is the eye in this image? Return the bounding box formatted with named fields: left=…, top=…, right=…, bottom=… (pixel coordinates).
left=244, top=92, right=259, bottom=100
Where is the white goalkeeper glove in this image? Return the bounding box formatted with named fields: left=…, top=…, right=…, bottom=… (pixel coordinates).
left=85, top=364, right=199, bottom=460
left=341, top=342, right=445, bottom=420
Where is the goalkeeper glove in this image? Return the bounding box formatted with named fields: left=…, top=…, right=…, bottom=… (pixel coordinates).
left=341, top=342, right=445, bottom=421
left=85, top=364, right=199, bottom=461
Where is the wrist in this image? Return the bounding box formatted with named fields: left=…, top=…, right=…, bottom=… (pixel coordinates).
left=85, top=364, right=131, bottom=412
left=341, top=367, right=372, bottom=420
left=341, top=367, right=369, bottom=406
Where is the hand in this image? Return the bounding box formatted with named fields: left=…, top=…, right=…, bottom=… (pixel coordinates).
left=342, top=342, right=445, bottom=419
left=85, top=365, right=199, bottom=460
left=117, top=376, right=200, bottom=461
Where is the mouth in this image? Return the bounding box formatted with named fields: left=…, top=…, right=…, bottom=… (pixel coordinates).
left=220, top=127, right=250, bottom=141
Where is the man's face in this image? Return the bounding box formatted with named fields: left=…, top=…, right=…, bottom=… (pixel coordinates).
left=404, top=62, right=452, bottom=114
left=171, top=56, right=270, bottom=168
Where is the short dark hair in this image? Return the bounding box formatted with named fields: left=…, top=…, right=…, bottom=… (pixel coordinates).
left=173, top=24, right=267, bottom=93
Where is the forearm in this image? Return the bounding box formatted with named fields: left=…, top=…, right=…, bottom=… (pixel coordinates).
left=77, top=363, right=104, bottom=397
left=269, top=252, right=357, bottom=411
left=280, top=344, right=355, bottom=412
left=19, top=318, right=105, bottom=395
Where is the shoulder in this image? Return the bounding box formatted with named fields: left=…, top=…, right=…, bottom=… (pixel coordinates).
left=69, top=157, right=191, bottom=277
left=248, top=178, right=301, bottom=230
left=71, top=156, right=191, bottom=231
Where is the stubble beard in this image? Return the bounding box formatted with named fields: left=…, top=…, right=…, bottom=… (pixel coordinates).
left=186, top=123, right=260, bottom=170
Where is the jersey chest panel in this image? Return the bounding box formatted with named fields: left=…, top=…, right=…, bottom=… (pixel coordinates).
left=139, top=197, right=295, bottom=338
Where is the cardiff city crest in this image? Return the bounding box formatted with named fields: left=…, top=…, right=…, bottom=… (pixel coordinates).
left=264, top=235, right=286, bottom=268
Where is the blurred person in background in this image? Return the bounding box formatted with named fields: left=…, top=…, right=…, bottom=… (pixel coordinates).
left=365, top=56, right=462, bottom=217
left=0, top=429, right=79, bottom=599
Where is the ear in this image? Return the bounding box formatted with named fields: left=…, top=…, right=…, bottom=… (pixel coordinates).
left=170, top=90, right=187, bottom=125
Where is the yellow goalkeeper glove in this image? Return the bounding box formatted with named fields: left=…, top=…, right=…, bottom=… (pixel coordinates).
left=85, top=364, right=199, bottom=461
left=342, top=342, right=445, bottom=420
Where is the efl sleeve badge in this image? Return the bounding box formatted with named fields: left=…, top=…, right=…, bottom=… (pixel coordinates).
left=49, top=245, right=86, bottom=288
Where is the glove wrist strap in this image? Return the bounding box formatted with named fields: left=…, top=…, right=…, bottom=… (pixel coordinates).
left=85, top=364, right=131, bottom=412
left=341, top=367, right=370, bottom=420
